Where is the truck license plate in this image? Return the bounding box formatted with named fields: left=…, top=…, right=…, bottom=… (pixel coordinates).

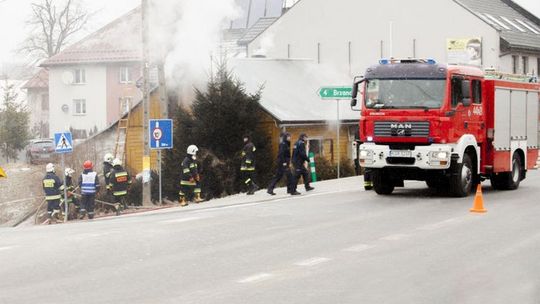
left=389, top=150, right=412, bottom=157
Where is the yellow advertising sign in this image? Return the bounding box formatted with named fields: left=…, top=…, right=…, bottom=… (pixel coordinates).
left=446, top=37, right=482, bottom=66
left=0, top=166, right=6, bottom=178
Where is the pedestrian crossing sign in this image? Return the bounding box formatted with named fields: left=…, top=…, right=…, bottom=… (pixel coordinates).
left=54, top=132, right=73, bottom=153
left=0, top=166, right=6, bottom=178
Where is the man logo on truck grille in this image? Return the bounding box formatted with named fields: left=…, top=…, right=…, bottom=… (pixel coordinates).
left=390, top=123, right=412, bottom=136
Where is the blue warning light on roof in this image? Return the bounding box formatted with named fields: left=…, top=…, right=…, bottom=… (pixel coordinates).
left=426, top=58, right=437, bottom=64
left=379, top=58, right=390, bottom=65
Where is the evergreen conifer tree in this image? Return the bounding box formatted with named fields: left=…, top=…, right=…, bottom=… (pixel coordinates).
left=162, top=65, right=272, bottom=201
left=0, top=80, right=30, bottom=162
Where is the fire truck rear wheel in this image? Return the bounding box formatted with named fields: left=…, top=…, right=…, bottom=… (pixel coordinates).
left=372, top=169, right=395, bottom=195
left=492, top=153, right=522, bottom=190
left=450, top=153, right=473, bottom=197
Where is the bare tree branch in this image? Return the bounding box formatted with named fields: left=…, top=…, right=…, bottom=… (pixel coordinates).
left=19, top=0, right=90, bottom=61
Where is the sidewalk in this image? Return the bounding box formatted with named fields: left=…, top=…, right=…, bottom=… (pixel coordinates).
left=96, top=175, right=366, bottom=220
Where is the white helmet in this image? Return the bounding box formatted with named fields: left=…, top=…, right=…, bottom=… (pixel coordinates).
left=104, top=153, right=114, bottom=163
left=187, top=145, right=199, bottom=156
left=46, top=163, right=55, bottom=173
left=65, top=168, right=75, bottom=176
left=112, top=158, right=122, bottom=167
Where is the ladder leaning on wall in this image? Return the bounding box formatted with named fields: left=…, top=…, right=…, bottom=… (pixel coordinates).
left=114, top=99, right=131, bottom=164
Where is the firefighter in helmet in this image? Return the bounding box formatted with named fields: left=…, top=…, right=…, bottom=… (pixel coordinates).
left=79, top=160, right=100, bottom=219
left=61, top=167, right=80, bottom=220
left=179, top=145, right=201, bottom=206
left=103, top=153, right=114, bottom=191
left=42, top=163, right=64, bottom=223
left=109, top=158, right=131, bottom=215
left=240, top=134, right=259, bottom=195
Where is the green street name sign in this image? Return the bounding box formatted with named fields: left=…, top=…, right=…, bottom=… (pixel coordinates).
left=318, top=86, right=352, bottom=99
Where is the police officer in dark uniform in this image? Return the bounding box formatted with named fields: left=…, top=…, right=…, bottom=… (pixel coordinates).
left=241, top=134, right=259, bottom=195
left=267, top=132, right=298, bottom=195
left=42, top=163, right=64, bottom=223
left=291, top=133, right=314, bottom=193
left=179, top=145, right=200, bottom=206
left=109, top=158, right=131, bottom=215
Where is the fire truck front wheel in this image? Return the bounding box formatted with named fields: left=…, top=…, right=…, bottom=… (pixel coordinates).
left=450, top=154, right=473, bottom=197
left=372, top=169, right=395, bottom=195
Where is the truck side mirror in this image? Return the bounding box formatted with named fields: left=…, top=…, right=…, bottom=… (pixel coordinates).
left=350, top=76, right=365, bottom=110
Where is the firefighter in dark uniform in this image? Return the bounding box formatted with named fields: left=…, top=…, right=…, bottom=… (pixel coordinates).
left=179, top=145, right=201, bottom=206
left=42, top=163, right=64, bottom=223
left=267, top=132, right=298, bottom=195
left=103, top=153, right=114, bottom=191
left=79, top=160, right=100, bottom=219
left=62, top=167, right=80, bottom=220
left=291, top=133, right=315, bottom=193
left=109, top=158, right=131, bottom=215
left=241, top=134, right=259, bottom=195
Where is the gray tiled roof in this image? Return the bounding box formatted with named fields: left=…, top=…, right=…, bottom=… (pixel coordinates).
left=238, top=17, right=279, bottom=46
left=455, top=0, right=540, bottom=51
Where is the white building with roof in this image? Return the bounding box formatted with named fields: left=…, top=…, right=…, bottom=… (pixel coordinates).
left=247, top=0, right=540, bottom=76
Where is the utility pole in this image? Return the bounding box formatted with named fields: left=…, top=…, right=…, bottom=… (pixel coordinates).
left=141, top=0, right=151, bottom=205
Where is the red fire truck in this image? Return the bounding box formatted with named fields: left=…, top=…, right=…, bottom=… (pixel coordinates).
left=351, top=59, right=539, bottom=197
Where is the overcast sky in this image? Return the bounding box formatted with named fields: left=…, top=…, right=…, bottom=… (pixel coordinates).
left=0, top=0, right=539, bottom=66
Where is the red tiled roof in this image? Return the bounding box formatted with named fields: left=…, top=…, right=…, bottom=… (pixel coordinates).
left=22, top=68, right=49, bottom=89
left=41, top=7, right=142, bottom=66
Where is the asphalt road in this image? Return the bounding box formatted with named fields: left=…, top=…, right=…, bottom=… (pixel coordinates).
left=1, top=171, right=540, bottom=304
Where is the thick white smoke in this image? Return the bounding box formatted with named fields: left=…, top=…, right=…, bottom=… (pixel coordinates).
left=148, top=0, right=242, bottom=100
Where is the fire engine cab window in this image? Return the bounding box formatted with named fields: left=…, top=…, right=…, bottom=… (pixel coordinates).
left=364, top=79, right=446, bottom=109
left=472, top=80, right=482, bottom=104
left=451, top=77, right=464, bottom=107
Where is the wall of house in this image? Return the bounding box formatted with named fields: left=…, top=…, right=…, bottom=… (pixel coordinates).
left=260, top=111, right=355, bottom=166
left=26, top=87, right=49, bottom=138
left=248, top=0, right=500, bottom=75
left=124, top=91, right=162, bottom=174
left=106, top=63, right=143, bottom=126
left=49, top=65, right=107, bottom=136
left=500, top=53, right=540, bottom=74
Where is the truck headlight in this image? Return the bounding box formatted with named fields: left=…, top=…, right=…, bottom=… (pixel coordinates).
left=359, top=149, right=374, bottom=164
left=429, top=151, right=449, bottom=166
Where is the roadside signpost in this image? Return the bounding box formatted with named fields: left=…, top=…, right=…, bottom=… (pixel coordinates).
left=318, top=86, right=353, bottom=179
left=149, top=119, right=173, bottom=204
left=54, top=131, right=73, bottom=222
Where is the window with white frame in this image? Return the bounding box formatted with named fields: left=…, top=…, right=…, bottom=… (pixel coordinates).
left=119, top=97, right=132, bottom=115
left=523, top=56, right=529, bottom=74
left=119, top=67, right=131, bottom=83
left=73, top=69, right=86, bottom=84
left=73, top=99, right=86, bottom=115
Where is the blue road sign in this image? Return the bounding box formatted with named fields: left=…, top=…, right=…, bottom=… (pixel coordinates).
left=149, top=119, right=173, bottom=149
left=54, top=132, right=73, bottom=153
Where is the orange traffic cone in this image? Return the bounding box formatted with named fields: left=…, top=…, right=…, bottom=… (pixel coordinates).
left=470, top=184, right=487, bottom=213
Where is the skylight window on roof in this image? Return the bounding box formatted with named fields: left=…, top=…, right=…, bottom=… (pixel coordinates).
left=515, top=19, right=540, bottom=34
left=484, top=14, right=510, bottom=30
left=500, top=16, right=526, bottom=32
left=477, top=13, right=501, bottom=29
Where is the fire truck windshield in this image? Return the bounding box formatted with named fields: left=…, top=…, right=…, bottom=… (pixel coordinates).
left=365, top=79, right=446, bottom=109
